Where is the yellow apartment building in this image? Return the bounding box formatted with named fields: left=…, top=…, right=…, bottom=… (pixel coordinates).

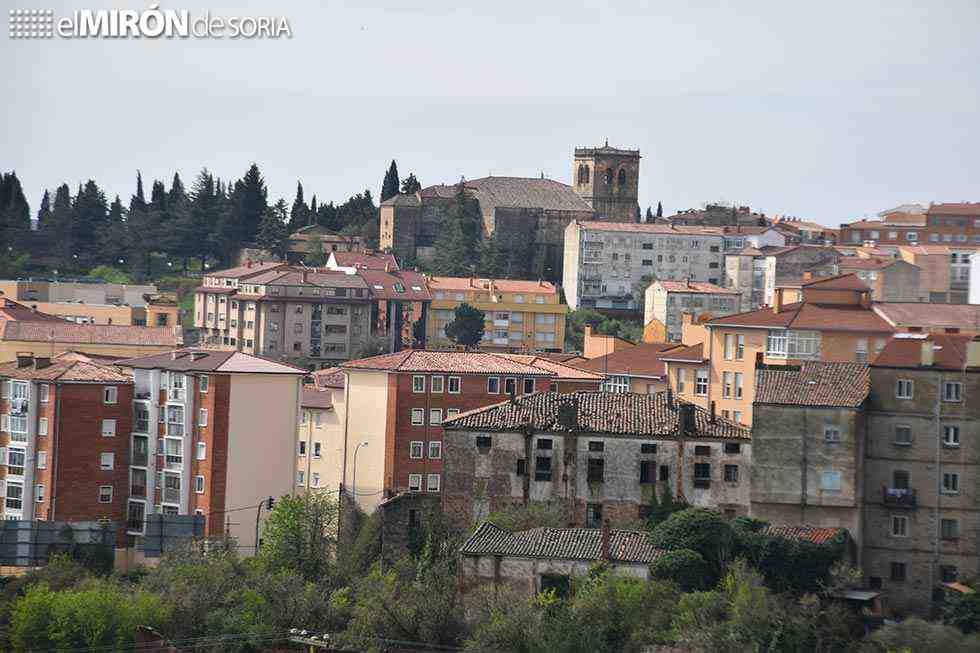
left=427, top=277, right=567, bottom=352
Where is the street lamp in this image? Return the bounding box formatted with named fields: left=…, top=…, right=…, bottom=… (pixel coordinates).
left=351, top=441, right=369, bottom=500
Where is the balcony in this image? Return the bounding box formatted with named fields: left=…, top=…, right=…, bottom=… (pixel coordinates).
left=883, top=487, right=917, bottom=509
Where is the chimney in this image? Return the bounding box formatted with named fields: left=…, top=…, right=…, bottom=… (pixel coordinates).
left=921, top=339, right=935, bottom=367
left=34, top=357, right=51, bottom=370
left=384, top=261, right=391, bottom=273
left=968, top=337, right=980, bottom=368
left=600, top=519, right=611, bottom=561
left=802, top=271, right=813, bottom=282
left=772, top=288, right=784, bottom=314
left=678, top=402, right=695, bottom=435
left=666, top=387, right=674, bottom=406
left=15, top=352, right=33, bottom=368
left=710, top=400, right=716, bottom=423
left=860, top=291, right=871, bottom=309
left=245, top=260, right=252, bottom=269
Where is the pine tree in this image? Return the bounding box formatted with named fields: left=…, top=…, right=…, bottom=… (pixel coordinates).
left=380, top=160, right=400, bottom=202
left=656, top=201, right=663, bottom=218
left=432, top=184, right=482, bottom=276
left=48, top=184, right=74, bottom=271
left=71, top=180, right=109, bottom=269
left=127, top=172, right=153, bottom=279
left=310, top=194, right=318, bottom=220
left=401, top=173, right=421, bottom=195
left=100, top=195, right=128, bottom=268
left=0, top=172, right=30, bottom=254
left=257, top=198, right=290, bottom=260
left=36, top=190, right=51, bottom=232
left=444, top=303, right=486, bottom=350
left=189, top=169, right=221, bottom=270
left=233, top=163, right=268, bottom=245
left=288, top=181, right=310, bottom=233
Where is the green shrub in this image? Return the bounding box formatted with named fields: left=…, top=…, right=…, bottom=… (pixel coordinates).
left=650, top=549, right=712, bottom=592
left=649, top=508, right=734, bottom=579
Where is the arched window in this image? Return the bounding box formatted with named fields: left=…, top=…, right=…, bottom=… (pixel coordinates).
left=618, top=169, right=627, bottom=186
left=605, top=168, right=614, bottom=185
left=578, top=165, right=590, bottom=184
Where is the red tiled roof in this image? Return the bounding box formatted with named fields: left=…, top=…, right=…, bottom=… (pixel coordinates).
left=707, top=301, right=893, bottom=334
left=656, top=343, right=705, bottom=363
left=359, top=269, right=432, bottom=301
left=762, top=525, right=847, bottom=545
left=429, top=276, right=558, bottom=295
left=460, top=521, right=665, bottom=565
left=838, top=257, right=898, bottom=271
left=0, top=297, right=69, bottom=323
left=872, top=302, right=980, bottom=329
left=0, top=357, right=132, bottom=383
left=497, top=354, right=605, bottom=381
left=872, top=334, right=977, bottom=371
left=301, top=386, right=333, bottom=410
left=575, top=342, right=679, bottom=376
left=444, top=391, right=751, bottom=441
left=927, top=202, right=980, bottom=216
left=575, top=221, right=727, bottom=236
left=755, top=361, right=869, bottom=408
left=119, top=348, right=306, bottom=374
left=312, top=366, right=345, bottom=389
left=208, top=261, right=287, bottom=279
left=802, top=273, right=870, bottom=291
left=342, top=349, right=553, bottom=376
left=654, top=281, right=738, bottom=295
left=2, top=322, right=182, bottom=346
left=329, top=251, right=399, bottom=271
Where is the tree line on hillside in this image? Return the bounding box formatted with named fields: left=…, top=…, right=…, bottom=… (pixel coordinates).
left=0, top=161, right=427, bottom=282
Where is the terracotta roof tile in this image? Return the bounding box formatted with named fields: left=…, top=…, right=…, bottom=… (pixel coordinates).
left=496, top=354, right=605, bottom=381
left=0, top=298, right=69, bottom=323
left=359, top=269, right=432, bottom=301
left=312, top=366, right=345, bottom=389
left=654, top=281, right=738, bottom=294
left=927, top=203, right=980, bottom=216
left=707, top=301, right=893, bottom=333
left=2, top=322, right=182, bottom=346
left=208, top=261, right=287, bottom=279
left=872, top=334, right=977, bottom=371
left=762, top=525, right=847, bottom=545
left=443, top=391, right=751, bottom=441
left=119, top=348, right=306, bottom=374
left=755, top=361, right=869, bottom=408
left=329, top=252, right=400, bottom=270
left=656, top=342, right=705, bottom=363
left=342, top=349, right=553, bottom=376
left=838, top=257, right=898, bottom=271
left=301, top=386, right=333, bottom=409
left=802, top=273, right=870, bottom=291
left=429, top=276, right=558, bottom=295
left=873, top=303, right=980, bottom=330
left=460, top=521, right=665, bottom=564
left=0, top=357, right=132, bottom=383
left=575, top=342, right=679, bottom=376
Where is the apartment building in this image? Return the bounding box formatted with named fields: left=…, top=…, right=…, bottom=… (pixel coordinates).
left=339, top=350, right=555, bottom=503
left=643, top=280, right=739, bottom=342
left=840, top=204, right=980, bottom=248
left=563, top=221, right=730, bottom=311
left=442, top=392, right=752, bottom=526
left=772, top=218, right=839, bottom=245
left=863, top=334, right=980, bottom=614
left=0, top=354, right=134, bottom=534
left=873, top=303, right=980, bottom=334
left=664, top=274, right=894, bottom=426
left=295, top=384, right=337, bottom=495
left=575, top=341, right=676, bottom=395
left=118, top=349, right=305, bottom=553
left=762, top=245, right=841, bottom=307
left=0, top=278, right=159, bottom=307
left=837, top=257, right=921, bottom=302
left=195, top=263, right=375, bottom=366
left=427, top=277, right=565, bottom=352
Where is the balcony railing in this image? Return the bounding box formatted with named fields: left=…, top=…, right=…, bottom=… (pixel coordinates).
left=883, top=487, right=917, bottom=508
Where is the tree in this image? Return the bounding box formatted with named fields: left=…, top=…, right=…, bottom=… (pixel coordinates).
left=70, top=180, right=109, bottom=268
left=870, top=617, right=980, bottom=652
left=35, top=189, right=51, bottom=232
left=0, top=172, right=31, bottom=255
left=649, top=508, right=735, bottom=582
left=46, top=184, right=74, bottom=271
left=432, top=184, right=482, bottom=276
left=444, top=303, right=485, bottom=349
left=656, top=201, right=663, bottom=218
left=100, top=195, right=129, bottom=268
left=257, top=199, right=290, bottom=261
left=650, top=549, right=711, bottom=592
left=645, top=206, right=653, bottom=222
left=401, top=173, right=421, bottom=195
left=381, top=160, right=400, bottom=203
left=87, top=265, right=132, bottom=285
left=260, top=493, right=338, bottom=582
left=288, top=181, right=310, bottom=233
left=352, top=334, right=389, bottom=359
left=943, top=583, right=980, bottom=634
left=232, top=163, right=269, bottom=245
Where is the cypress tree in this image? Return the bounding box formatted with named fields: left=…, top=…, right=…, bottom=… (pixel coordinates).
left=127, top=172, right=152, bottom=279
left=645, top=206, right=654, bottom=222
left=257, top=198, right=290, bottom=260
left=0, top=172, right=30, bottom=254
left=309, top=194, right=318, bottom=221
left=101, top=195, right=128, bottom=268
left=432, top=184, right=481, bottom=276
left=71, top=180, right=108, bottom=268
left=233, top=163, right=268, bottom=244
left=656, top=201, right=663, bottom=218
left=48, top=184, right=74, bottom=271
left=380, top=160, right=400, bottom=202
left=36, top=189, right=51, bottom=232
left=288, top=181, right=310, bottom=233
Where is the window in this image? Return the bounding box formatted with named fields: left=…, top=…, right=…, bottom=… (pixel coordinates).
left=297, top=440, right=307, bottom=456
left=410, top=441, right=424, bottom=459
left=523, top=378, right=535, bottom=394
left=733, top=410, right=743, bottom=423
left=4, top=481, right=23, bottom=511
left=723, top=443, right=741, bottom=454
left=695, top=368, right=708, bottom=396
left=588, top=441, right=605, bottom=453
left=820, top=471, right=841, bottom=491
left=448, top=376, right=461, bottom=393
left=487, top=377, right=500, bottom=394
left=694, top=463, right=711, bottom=487
left=676, top=368, right=686, bottom=393
left=587, top=458, right=604, bottom=483
left=724, top=464, right=739, bottom=482
left=640, top=460, right=655, bottom=484
left=99, top=486, right=113, bottom=504
left=943, top=382, right=962, bottom=402
left=891, top=515, right=908, bottom=537
left=411, top=408, right=424, bottom=425
left=296, top=470, right=305, bottom=486
left=723, top=371, right=732, bottom=398
left=694, top=445, right=712, bottom=456
left=134, top=404, right=149, bottom=433
left=428, top=441, right=442, bottom=459
left=767, top=331, right=787, bottom=356
left=103, top=386, right=118, bottom=404
left=941, top=566, right=959, bottom=583
left=894, top=425, right=912, bottom=445
left=38, top=417, right=48, bottom=437
left=427, top=473, right=441, bottom=492
left=408, top=474, right=422, bottom=492
left=311, top=473, right=321, bottom=488
left=895, top=379, right=913, bottom=399
left=824, top=424, right=841, bottom=443
left=942, top=472, right=960, bottom=495
left=586, top=503, right=603, bottom=528
left=195, top=475, right=205, bottom=494
left=734, top=373, right=743, bottom=399
left=641, top=443, right=657, bottom=454
left=429, top=408, right=443, bottom=425
left=476, top=435, right=492, bottom=449
left=941, top=518, right=960, bottom=540
left=412, top=376, right=425, bottom=393
left=195, top=441, right=206, bottom=461
left=504, top=378, right=517, bottom=396
left=890, top=562, right=907, bottom=582
left=34, top=484, right=44, bottom=503
left=166, top=405, right=184, bottom=437
left=431, top=375, right=444, bottom=393
left=943, top=424, right=960, bottom=447
left=199, top=375, right=209, bottom=393
left=534, top=455, right=553, bottom=481
left=724, top=334, right=736, bottom=360
left=36, top=451, right=46, bottom=469
left=313, top=442, right=321, bottom=458
left=198, top=408, right=208, bottom=427
left=100, top=452, right=115, bottom=471
left=38, top=384, right=49, bottom=403
left=601, top=375, right=630, bottom=393
left=445, top=409, right=461, bottom=422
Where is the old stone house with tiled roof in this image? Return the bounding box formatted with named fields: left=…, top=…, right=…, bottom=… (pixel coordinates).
left=442, top=391, right=751, bottom=528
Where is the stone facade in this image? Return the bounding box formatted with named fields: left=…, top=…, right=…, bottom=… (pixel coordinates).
left=763, top=246, right=841, bottom=306
left=572, top=145, right=640, bottom=223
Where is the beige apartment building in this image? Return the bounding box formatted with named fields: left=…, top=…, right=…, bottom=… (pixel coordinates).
left=295, top=369, right=346, bottom=497
left=643, top=280, right=739, bottom=343
left=195, top=263, right=373, bottom=366
left=427, top=277, right=566, bottom=352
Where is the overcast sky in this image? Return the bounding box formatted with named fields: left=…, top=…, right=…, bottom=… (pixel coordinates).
left=3, top=0, right=978, bottom=225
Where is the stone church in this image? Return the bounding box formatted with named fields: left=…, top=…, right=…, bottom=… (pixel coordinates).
left=379, top=143, right=640, bottom=281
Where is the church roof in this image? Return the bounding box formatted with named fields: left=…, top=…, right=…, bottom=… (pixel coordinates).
left=465, top=176, right=593, bottom=213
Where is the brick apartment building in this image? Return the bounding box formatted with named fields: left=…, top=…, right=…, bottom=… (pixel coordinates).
left=0, top=353, right=134, bottom=534
left=118, top=348, right=305, bottom=552
left=442, top=392, right=752, bottom=527
left=839, top=203, right=980, bottom=248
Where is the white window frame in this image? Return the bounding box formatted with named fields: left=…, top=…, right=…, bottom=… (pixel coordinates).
left=448, top=376, right=461, bottom=394
left=942, top=472, right=960, bottom=495
left=428, top=441, right=442, bottom=459
left=943, top=381, right=962, bottom=402
left=36, top=450, right=47, bottom=470
left=196, top=441, right=206, bottom=460
left=103, top=386, right=118, bottom=405
left=38, top=384, right=49, bottom=403
left=195, top=475, right=205, bottom=494
left=296, top=470, right=305, bottom=486
left=199, top=375, right=209, bottom=393
left=943, top=424, right=961, bottom=447
left=38, top=417, right=48, bottom=437
left=426, top=473, right=441, bottom=493
left=695, top=368, right=709, bottom=397
left=100, top=452, right=115, bottom=471
left=35, top=484, right=44, bottom=503
left=429, top=408, right=443, bottom=425
left=487, top=377, right=500, bottom=394
left=411, top=408, right=424, bottom=425
left=446, top=408, right=460, bottom=419
left=430, top=375, right=444, bottom=393
left=101, top=419, right=116, bottom=438
left=412, top=375, right=425, bottom=393
left=99, top=485, right=113, bottom=504
left=895, top=379, right=913, bottom=400
left=410, top=441, right=424, bottom=459
left=408, top=473, right=422, bottom=492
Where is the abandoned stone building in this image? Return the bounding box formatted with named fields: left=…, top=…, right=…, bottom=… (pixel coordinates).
left=378, top=144, right=640, bottom=281
left=441, top=392, right=752, bottom=528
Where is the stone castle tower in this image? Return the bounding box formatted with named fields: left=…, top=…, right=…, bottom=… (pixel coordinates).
left=572, top=142, right=641, bottom=222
